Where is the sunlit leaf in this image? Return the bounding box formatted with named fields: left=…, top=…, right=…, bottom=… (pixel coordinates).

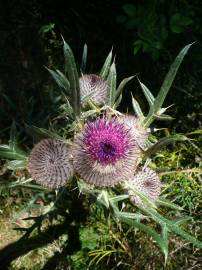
left=131, top=94, right=144, bottom=120
left=100, top=49, right=113, bottom=79
left=107, top=62, right=117, bottom=107
left=116, top=76, right=134, bottom=99
left=144, top=43, right=194, bottom=127
left=7, top=159, right=27, bottom=170
left=138, top=79, right=154, bottom=107
left=144, top=134, right=188, bottom=156
left=62, top=37, right=80, bottom=116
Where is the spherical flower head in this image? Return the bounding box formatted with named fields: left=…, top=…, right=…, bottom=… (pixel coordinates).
left=128, top=167, right=161, bottom=207
left=79, top=74, right=108, bottom=105
left=73, top=117, right=141, bottom=187
left=28, top=139, right=73, bottom=188
left=119, top=114, right=149, bottom=151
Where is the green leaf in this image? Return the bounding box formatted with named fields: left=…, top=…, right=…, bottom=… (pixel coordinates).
left=144, top=134, right=188, bottom=156
left=138, top=79, right=154, bottom=107
left=131, top=94, right=144, bottom=120
left=186, top=129, right=202, bottom=136
left=81, top=109, right=97, bottom=119
left=9, top=121, right=18, bottom=150
left=80, top=227, right=98, bottom=250
left=143, top=208, right=202, bottom=249
left=62, top=37, right=80, bottom=116
left=46, top=67, right=70, bottom=94
left=161, top=224, right=169, bottom=262
left=25, top=125, right=65, bottom=141
left=107, top=62, right=117, bottom=107
left=7, top=159, right=27, bottom=170
left=154, top=114, right=174, bottom=121
left=109, top=195, right=129, bottom=203
left=118, top=213, right=168, bottom=258
left=60, top=95, right=74, bottom=117
left=100, top=49, right=113, bottom=79
left=114, top=93, right=122, bottom=109
left=97, top=191, right=110, bottom=208
left=116, top=76, right=134, bottom=99
left=123, top=4, right=136, bottom=17
left=0, top=145, right=27, bottom=160
left=117, top=211, right=147, bottom=220
left=81, top=90, right=97, bottom=104
left=81, top=43, right=88, bottom=73
left=173, top=216, right=193, bottom=226
left=156, top=198, right=183, bottom=211
left=144, top=43, right=194, bottom=127
left=170, top=14, right=192, bottom=34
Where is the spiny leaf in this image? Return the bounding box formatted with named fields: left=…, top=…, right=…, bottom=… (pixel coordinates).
left=25, top=125, right=65, bottom=141
left=97, top=191, right=110, bottom=208
left=116, top=76, right=134, bottom=99
left=131, top=94, right=144, bottom=120
left=144, top=134, right=188, bottom=157
left=143, top=207, right=202, bottom=249
left=107, top=62, right=117, bottom=107
left=0, top=145, right=27, bottom=160
left=114, top=93, right=122, bottom=109
left=138, top=79, right=154, bottom=107
left=117, top=211, right=147, bottom=220
left=156, top=198, right=183, bottom=211
left=81, top=43, right=88, bottom=73
left=109, top=195, right=129, bottom=203
left=7, top=159, right=27, bottom=170
left=100, top=49, right=113, bottom=79
left=62, top=37, right=80, bottom=116
left=154, top=114, right=174, bottom=121
left=46, top=67, right=70, bottom=94
left=144, top=43, right=194, bottom=127
left=117, top=213, right=169, bottom=258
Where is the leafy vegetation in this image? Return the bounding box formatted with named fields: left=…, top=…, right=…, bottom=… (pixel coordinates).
left=0, top=40, right=202, bottom=269
left=0, top=1, right=202, bottom=269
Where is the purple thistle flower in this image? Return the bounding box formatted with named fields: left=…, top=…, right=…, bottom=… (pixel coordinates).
left=73, top=117, right=141, bottom=187
left=79, top=74, right=108, bottom=105
left=28, top=139, right=73, bottom=188
left=128, top=167, right=161, bottom=206
left=119, top=114, right=149, bottom=150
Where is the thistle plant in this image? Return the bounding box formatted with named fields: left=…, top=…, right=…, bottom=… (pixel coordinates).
left=0, top=40, right=201, bottom=267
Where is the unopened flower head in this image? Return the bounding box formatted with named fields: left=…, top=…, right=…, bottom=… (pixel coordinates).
left=128, top=167, right=161, bottom=206
left=119, top=114, right=149, bottom=150
left=79, top=74, right=108, bottom=105
left=73, top=117, right=141, bottom=187
left=28, top=139, right=73, bottom=188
